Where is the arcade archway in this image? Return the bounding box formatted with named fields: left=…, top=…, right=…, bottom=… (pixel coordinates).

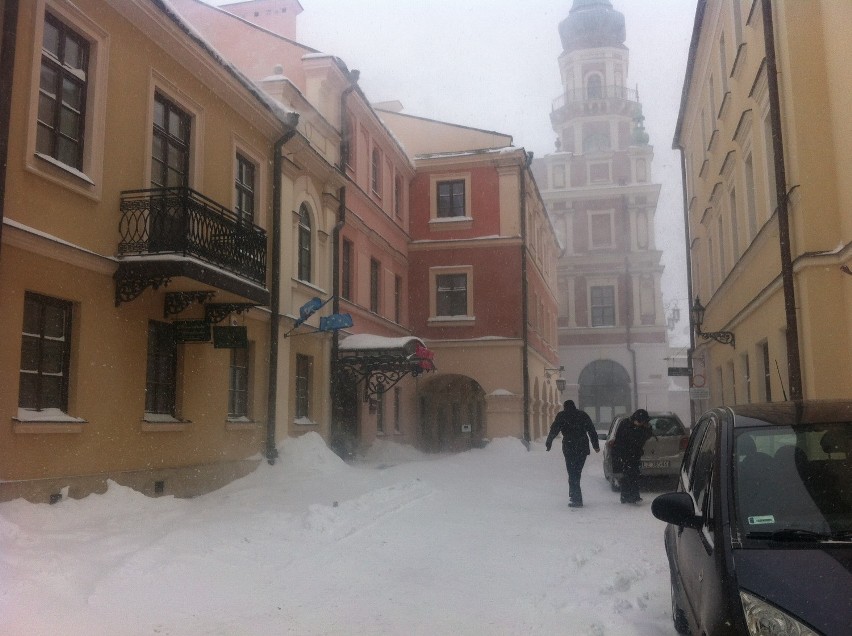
left=418, top=374, right=486, bottom=452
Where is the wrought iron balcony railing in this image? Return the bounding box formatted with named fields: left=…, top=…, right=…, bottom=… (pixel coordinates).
left=552, top=85, right=639, bottom=110
left=118, top=187, right=267, bottom=285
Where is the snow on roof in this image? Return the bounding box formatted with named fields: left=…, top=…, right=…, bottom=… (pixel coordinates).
left=338, top=334, right=424, bottom=352
left=156, top=0, right=297, bottom=127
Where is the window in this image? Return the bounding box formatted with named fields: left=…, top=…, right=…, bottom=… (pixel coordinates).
left=729, top=188, right=740, bottom=260
left=151, top=92, right=190, bottom=188
left=228, top=347, right=249, bottom=418
left=590, top=285, right=615, bottom=327
left=19, top=292, right=72, bottom=412
left=436, top=273, right=468, bottom=316
left=37, top=13, right=89, bottom=170
left=437, top=180, right=465, bottom=218
left=371, top=147, right=382, bottom=195
left=145, top=321, right=177, bottom=416
left=394, top=274, right=402, bottom=324
left=370, top=258, right=380, bottom=313
left=719, top=33, right=729, bottom=94
left=297, top=203, right=312, bottom=282
left=761, top=341, right=772, bottom=402
left=295, top=354, right=312, bottom=419
left=718, top=217, right=726, bottom=276
left=588, top=162, right=610, bottom=182
left=742, top=353, right=751, bottom=404
left=589, top=211, right=614, bottom=249
left=235, top=153, right=255, bottom=224
left=342, top=239, right=353, bottom=300
left=744, top=154, right=758, bottom=240
left=586, top=73, right=603, bottom=99
left=394, top=175, right=403, bottom=218
left=552, top=164, right=566, bottom=189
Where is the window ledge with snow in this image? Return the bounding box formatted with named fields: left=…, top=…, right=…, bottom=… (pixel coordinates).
left=293, top=416, right=317, bottom=427
left=429, top=216, right=473, bottom=231
left=142, top=413, right=189, bottom=432
left=226, top=417, right=259, bottom=431
left=428, top=315, right=475, bottom=327
left=14, top=408, right=86, bottom=434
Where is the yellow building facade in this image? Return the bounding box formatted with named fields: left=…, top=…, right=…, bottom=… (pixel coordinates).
left=0, top=0, right=302, bottom=501
left=675, top=0, right=852, bottom=408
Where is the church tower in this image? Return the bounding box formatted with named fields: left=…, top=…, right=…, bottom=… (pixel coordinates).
left=532, top=0, right=669, bottom=426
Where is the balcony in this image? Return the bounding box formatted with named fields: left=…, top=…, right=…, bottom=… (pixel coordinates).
left=552, top=85, right=639, bottom=110
left=115, top=187, right=269, bottom=306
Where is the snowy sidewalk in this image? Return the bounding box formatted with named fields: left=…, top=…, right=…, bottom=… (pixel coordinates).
left=0, top=434, right=677, bottom=635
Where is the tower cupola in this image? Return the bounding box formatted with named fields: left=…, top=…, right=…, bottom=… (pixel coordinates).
left=558, top=0, right=626, bottom=53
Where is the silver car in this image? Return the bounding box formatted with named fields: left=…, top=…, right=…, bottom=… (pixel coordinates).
left=602, top=412, right=690, bottom=490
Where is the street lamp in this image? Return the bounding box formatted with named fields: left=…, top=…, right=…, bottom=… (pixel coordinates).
left=545, top=366, right=567, bottom=392
left=691, top=296, right=735, bottom=347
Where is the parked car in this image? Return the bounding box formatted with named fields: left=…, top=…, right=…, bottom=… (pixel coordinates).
left=602, top=412, right=689, bottom=490
left=651, top=401, right=852, bottom=635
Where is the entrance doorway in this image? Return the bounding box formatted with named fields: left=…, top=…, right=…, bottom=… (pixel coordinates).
left=418, top=375, right=485, bottom=452
left=578, top=359, right=631, bottom=429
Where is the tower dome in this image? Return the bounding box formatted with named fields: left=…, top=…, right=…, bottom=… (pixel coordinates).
left=558, top=0, right=626, bottom=53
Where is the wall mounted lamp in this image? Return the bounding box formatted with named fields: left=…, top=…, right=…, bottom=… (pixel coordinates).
left=545, top=365, right=567, bottom=392
left=691, top=296, right=735, bottom=347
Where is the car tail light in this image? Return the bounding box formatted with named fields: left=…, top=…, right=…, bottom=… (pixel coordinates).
left=606, top=439, right=615, bottom=448
left=679, top=436, right=689, bottom=451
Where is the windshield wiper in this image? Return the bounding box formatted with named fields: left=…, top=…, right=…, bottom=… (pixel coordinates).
left=746, top=528, right=831, bottom=542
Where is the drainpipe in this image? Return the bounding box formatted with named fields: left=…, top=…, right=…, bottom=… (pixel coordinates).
left=624, top=254, right=639, bottom=411
left=678, top=150, right=697, bottom=427
left=0, top=0, right=20, bottom=256
left=762, top=0, right=802, bottom=400
left=266, top=129, right=297, bottom=464
left=520, top=151, right=533, bottom=447
left=330, top=70, right=358, bottom=456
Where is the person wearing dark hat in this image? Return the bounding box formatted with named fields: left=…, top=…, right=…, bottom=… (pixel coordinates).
left=545, top=400, right=600, bottom=507
left=611, top=409, right=654, bottom=503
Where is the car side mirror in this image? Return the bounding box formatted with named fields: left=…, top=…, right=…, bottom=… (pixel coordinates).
left=651, top=492, right=703, bottom=530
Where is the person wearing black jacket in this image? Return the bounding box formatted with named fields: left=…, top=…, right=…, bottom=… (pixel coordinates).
left=546, top=400, right=600, bottom=507
left=610, top=409, right=654, bottom=503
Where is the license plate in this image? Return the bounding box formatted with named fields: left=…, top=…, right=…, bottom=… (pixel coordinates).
left=642, top=460, right=670, bottom=469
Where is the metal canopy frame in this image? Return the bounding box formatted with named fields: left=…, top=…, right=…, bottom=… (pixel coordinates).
left=337, top=338, right=435, bottom=402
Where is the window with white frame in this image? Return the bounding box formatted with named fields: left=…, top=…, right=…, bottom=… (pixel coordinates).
left=744, top=153, right=758, bottom=240
left=590, top=285, right=616, bottom=327
left=370, top=258, right=381, bottom=313
left=430, top=266, right=473, bottom=321
left=437, top=179, right=465, bottom=218
left=297, top=203, right=312, bottom=283
left=552, top=163, right=566, bottom=189
left=589, top=211, right=614, bottom=249
left=37, top=13, right=89, bottom=170
left=371, top=146, right=382, bottom=196
left=235, top=153, right=256, bottom=225
left=19, top=292, right=72, bottom=413
left=588, top=162, right=610, bottom=183
left=30, top=4, right=108, bottom=194
left=228, top=346, right=249, bottom=419
left=436, top=273, right=468, bottom=317
left=729, top=187, right=740, bottom=261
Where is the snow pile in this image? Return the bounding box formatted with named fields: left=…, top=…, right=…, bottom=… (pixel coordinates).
left=0, top=435, right=676, bottom=635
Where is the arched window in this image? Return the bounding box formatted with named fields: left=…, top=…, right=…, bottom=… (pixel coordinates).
left=297, top=203, right=312, bottom=282
left=586, top=74, right=603, bottom=99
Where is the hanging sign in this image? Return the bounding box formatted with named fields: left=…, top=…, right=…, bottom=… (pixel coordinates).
left=173, top=320, right=211, bottom=343
left=213, top=326, right=248, bottom=349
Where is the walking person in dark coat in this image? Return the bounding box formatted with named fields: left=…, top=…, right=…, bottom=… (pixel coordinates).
left=546, top=400, right=600, bottom=507
left=610, top=409, right=654, bottom=503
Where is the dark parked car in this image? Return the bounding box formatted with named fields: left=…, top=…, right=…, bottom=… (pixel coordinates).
left=602, top=412, right=689, bottom=490
left=652, top=401, right=852, bottom=635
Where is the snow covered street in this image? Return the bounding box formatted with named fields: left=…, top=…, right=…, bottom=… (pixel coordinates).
left=1, top=434, right=678, bottom=635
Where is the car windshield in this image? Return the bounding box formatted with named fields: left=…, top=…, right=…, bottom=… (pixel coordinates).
left=735, top=423, right=852, bottom=539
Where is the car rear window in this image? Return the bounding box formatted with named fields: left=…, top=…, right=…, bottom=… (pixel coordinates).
left=649, top=416, right=686, bottom=436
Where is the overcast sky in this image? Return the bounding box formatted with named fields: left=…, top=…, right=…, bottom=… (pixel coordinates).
left=214, top=0, right=698, bottom=332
